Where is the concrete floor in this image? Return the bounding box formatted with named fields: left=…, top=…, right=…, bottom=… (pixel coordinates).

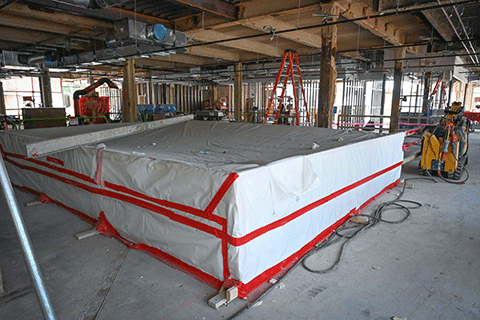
left=1, top=132, right=479, bottom=320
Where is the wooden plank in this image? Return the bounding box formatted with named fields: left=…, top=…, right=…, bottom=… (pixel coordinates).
left=170, top=0, right=236, bottom=20
left=238, top=0, right=319, bottom=19
left=403, top=152, right=421, bottom=164
left=336, top=0, right=404, bottom=45
left=0, top=26, right=89, bottom=51
left=0, top=12, right=110, bottom=40
left=238, top=16, right=321, bottom=49
left=208, top=287, right=227, bottom=309
left=185, top=29, right=282, bottom=57
left=3, top=3, right=113, bottom=32
left=75, top=228, right=100, bottom=240
left=186, top=46, right=239, bottom=61
left=226, top=286, right=238, bottom=302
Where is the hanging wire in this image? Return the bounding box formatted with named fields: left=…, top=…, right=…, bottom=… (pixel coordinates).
left=297, top=0, right=301, bottom=29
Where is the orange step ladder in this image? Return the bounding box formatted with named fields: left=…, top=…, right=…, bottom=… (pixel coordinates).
left=263, top=49, right=311, bottom=126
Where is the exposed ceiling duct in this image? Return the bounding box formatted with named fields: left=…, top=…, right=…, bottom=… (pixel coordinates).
left=63, top=19, right=187, bottom=65
left=52, top=0, right=129, bottom=9
left=0, top=18, right=187, bottom=69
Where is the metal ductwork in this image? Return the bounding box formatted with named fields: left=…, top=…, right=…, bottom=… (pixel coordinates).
left=106, top=19, right=186, bottom=50
left=63, top=19, right=187, bottom=66
left=1, top=51, right=59, bottom=67
left=52, top=0, right=129, bottom=9
left=18, top=51, right=59, bottom=66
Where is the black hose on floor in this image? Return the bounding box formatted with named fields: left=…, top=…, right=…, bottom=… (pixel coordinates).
left=301, top=177, right=429, bottom=274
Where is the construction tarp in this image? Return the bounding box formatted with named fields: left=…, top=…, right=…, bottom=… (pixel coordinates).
left=0, top=119, right=404, bottom=297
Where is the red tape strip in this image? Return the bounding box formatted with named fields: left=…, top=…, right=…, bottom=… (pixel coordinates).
left=10, top=166, right=400, bottom=298
left=3, top=143, right=402, bottom=296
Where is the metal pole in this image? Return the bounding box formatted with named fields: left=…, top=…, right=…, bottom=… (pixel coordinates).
left=0, top=156, right=56, bottom=320
left=379, top=73, right=387, bottom=133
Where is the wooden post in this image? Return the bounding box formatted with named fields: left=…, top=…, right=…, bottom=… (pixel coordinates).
left=39, top=70, right=52, bottom=108
left=464, top=82, right=474, bottom=110
left=317, top=2, right=338, bottom=128
left=122, top=59, right=137, bottom=122
left=389, top=47, right=405, bottom=134
left=234, top=62, right=243, bottom=123
left=0, top=82, right=5, bottom=115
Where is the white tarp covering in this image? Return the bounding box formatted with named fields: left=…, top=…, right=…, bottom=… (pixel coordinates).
left=0, top=119, right=404, bottom=296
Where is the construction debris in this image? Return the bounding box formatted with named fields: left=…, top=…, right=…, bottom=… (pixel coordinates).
left=75, top=228, right=100, bottom=240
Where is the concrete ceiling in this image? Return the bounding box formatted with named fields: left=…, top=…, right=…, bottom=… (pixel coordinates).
left=0, top=0, right=479, bottom=79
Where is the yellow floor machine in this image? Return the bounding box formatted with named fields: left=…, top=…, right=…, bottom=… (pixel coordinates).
left=418, top=102, right=470, bottom=181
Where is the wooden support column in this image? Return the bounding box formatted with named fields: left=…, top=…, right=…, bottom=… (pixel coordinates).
left=234, top=62, right=243, bottom=123
left=464, top=82, right=475, bottom=110
left=39, top=70, right=52, bottom=108
left=122, top=59, right=137, bottom=122
left=389, top=47, right=405, bottom=134
left=0, top=82, right=5, bottom=115
left=317, top=3, right=338, bottom=128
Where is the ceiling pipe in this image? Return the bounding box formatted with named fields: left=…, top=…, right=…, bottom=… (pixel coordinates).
left=52, top=0, right=129, bottom=9
left=437, top=0, right=477, bottom=65
left=0, top=0, right=18, bottom=11
left=448, top=0, right=480, bottom=65
left=140, top=0, right=478, bottom=57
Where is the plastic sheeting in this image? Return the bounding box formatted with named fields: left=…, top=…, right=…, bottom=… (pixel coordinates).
left=0, top=120, right=404, bottom=297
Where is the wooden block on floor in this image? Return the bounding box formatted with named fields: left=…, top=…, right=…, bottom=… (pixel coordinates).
left=24, top=200, right=42, bottom=207
left=397, top=182, right=414, bottom=189
left=208, top=292, right=227, bottom=309
left=350, top=216, right=369, bottom=224
left=226, top=286, right=238, bottom=302
left=75, top=228, right=100, bottom=240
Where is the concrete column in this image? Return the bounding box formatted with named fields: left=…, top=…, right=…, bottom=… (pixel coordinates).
left=122, top=59, right=137, bottom=122
left=0, top=82, right=5, bottom=115
left=39, top=70, right=53, bottom=108
left=234, top=62, right=243, bottom=123
left=389, top=47, right=405, bottom=134
left=317, top=2, right=338, bottom=128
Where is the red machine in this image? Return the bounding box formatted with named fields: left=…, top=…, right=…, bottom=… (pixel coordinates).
left=463, top=112, right=480, bottom=122
left=77, top=97, right=110, bottom=124
left=73, top=78, right=118, bottom=124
